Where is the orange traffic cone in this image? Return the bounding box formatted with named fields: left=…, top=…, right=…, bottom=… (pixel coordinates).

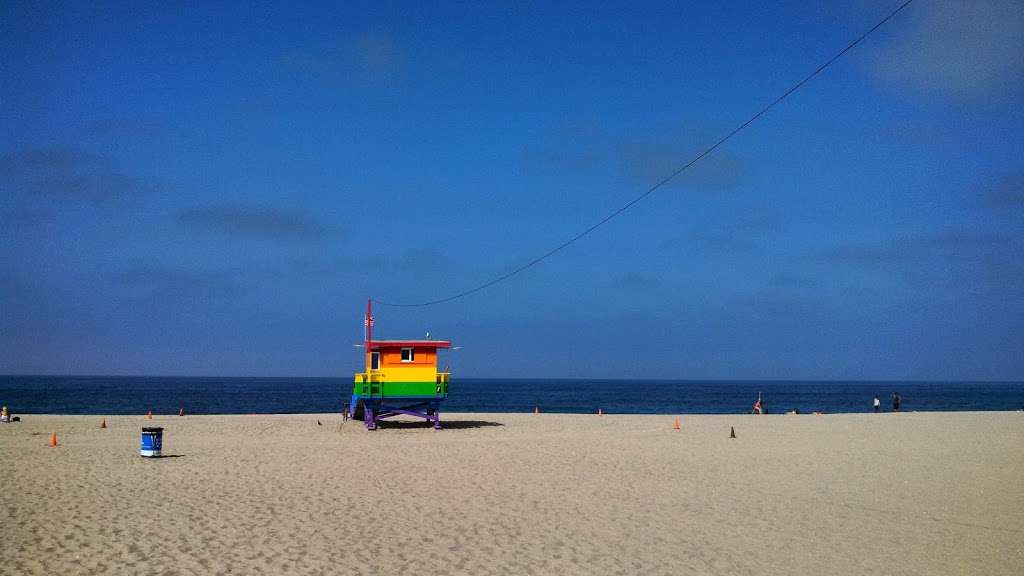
left=100, top=418, right=107, bottom=429
left=178, top=408, right=184, bottom=417
left=730, top=426, right=736, bottom=439
left=598, top=408, right=603, bottom=416
left=673, top=417, right=681, bottom=431
left=49, top=432, right=58, bottom=447
left=146, top=410, right=153, bottom=420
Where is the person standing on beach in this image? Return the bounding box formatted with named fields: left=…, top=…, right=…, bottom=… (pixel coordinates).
left=873, top=396, right=880, bottom=413
left=892, top=392, right=901, bottom=412
left=752, top=393, right=764, bottom=415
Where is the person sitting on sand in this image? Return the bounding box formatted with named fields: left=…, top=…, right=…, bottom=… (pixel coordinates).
left=0, top=406, right=9, bottom=423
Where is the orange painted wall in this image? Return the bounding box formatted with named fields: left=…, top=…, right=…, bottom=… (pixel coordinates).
left=365, top=347, right=438, bottom=370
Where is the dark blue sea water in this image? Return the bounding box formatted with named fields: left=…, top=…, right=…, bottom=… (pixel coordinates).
left=2, top=376, right=1023, bottom=415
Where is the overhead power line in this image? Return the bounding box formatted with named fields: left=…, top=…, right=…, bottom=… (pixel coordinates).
left=377, top=0, right=916, bottom=308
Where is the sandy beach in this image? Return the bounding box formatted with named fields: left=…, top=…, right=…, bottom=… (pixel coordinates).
left=2, top=411, right=1022, bottom=575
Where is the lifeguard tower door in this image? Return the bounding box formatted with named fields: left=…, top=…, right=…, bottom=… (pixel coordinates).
left=368, top=352, right=382, bottom=399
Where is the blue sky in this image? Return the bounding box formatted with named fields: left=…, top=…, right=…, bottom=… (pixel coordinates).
left=2, top=1, right=1022, bottom=379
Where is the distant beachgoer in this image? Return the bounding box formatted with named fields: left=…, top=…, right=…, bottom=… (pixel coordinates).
left=892, top=392, right=901, bottom=411
left=873, top=396, right=880, bottom=413
left=342, top=405, right=350, bottom=422
left=0, top=406, right=8, bottom=423
left=752, top=393, right=764, bottom=415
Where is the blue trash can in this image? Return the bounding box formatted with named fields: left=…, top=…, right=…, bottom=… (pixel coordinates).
left=140, top=427, right=163, bottom=457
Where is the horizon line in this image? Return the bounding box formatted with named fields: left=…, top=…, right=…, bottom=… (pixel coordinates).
left=2, top=373, right=1022, bottom=384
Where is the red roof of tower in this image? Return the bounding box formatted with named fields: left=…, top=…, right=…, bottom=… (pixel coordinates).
left=367, top=340, right=451, bottom=350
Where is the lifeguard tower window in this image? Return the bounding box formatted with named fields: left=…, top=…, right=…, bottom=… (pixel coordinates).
left=401, top=347, right=415, bottom=362
left=371, top=351, right=381, bottom=370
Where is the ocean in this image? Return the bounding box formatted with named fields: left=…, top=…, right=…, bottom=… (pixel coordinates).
left=2, top=376, right=1023, bottom=415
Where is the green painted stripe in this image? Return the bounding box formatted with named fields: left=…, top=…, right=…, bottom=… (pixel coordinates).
left=352, top=381, right=446, bottom=397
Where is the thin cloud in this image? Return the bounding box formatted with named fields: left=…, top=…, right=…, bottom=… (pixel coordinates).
left=983, top=172, right=1024, bottom=210
left=115, top=266, right=247, bottom=300
left=0, top=273, right=29, bottom=301
left=824, top=231, right=1024, bottom=295
left=86, top=117, right=163, bottom=139
left=277, top=31, right=403, bottom=84
left=263, top=258, right=340, bottom=281
left=526, top=121, right=749, bottom=190
left=525, top=120, right=612, bottom=171
left=866, top=0, right=1024, bottom=102
left=25, top=172, right=145, bottom=200
left=733, top=290, right=825, bottom=315
left=0, top=147, right=103, bottom=175
left=659, top=210, right=782, bottom=254
left=612, top=272, right=663, bottom=293
left=177, top=204, right=342, bottom=240
left=0, top=146, right=146, bottom=201
left=354, top=32, right=401, bottom=76
left=619, top=127, right=749, bottom=193
left=0, top=206, right=54, bottom=229
left=876, top=119, right=951, bottom=146
left=826, top=231, right=1016, bottom=264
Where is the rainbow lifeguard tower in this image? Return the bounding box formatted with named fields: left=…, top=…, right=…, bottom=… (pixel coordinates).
left=350, top=300, right=451, bottom=430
